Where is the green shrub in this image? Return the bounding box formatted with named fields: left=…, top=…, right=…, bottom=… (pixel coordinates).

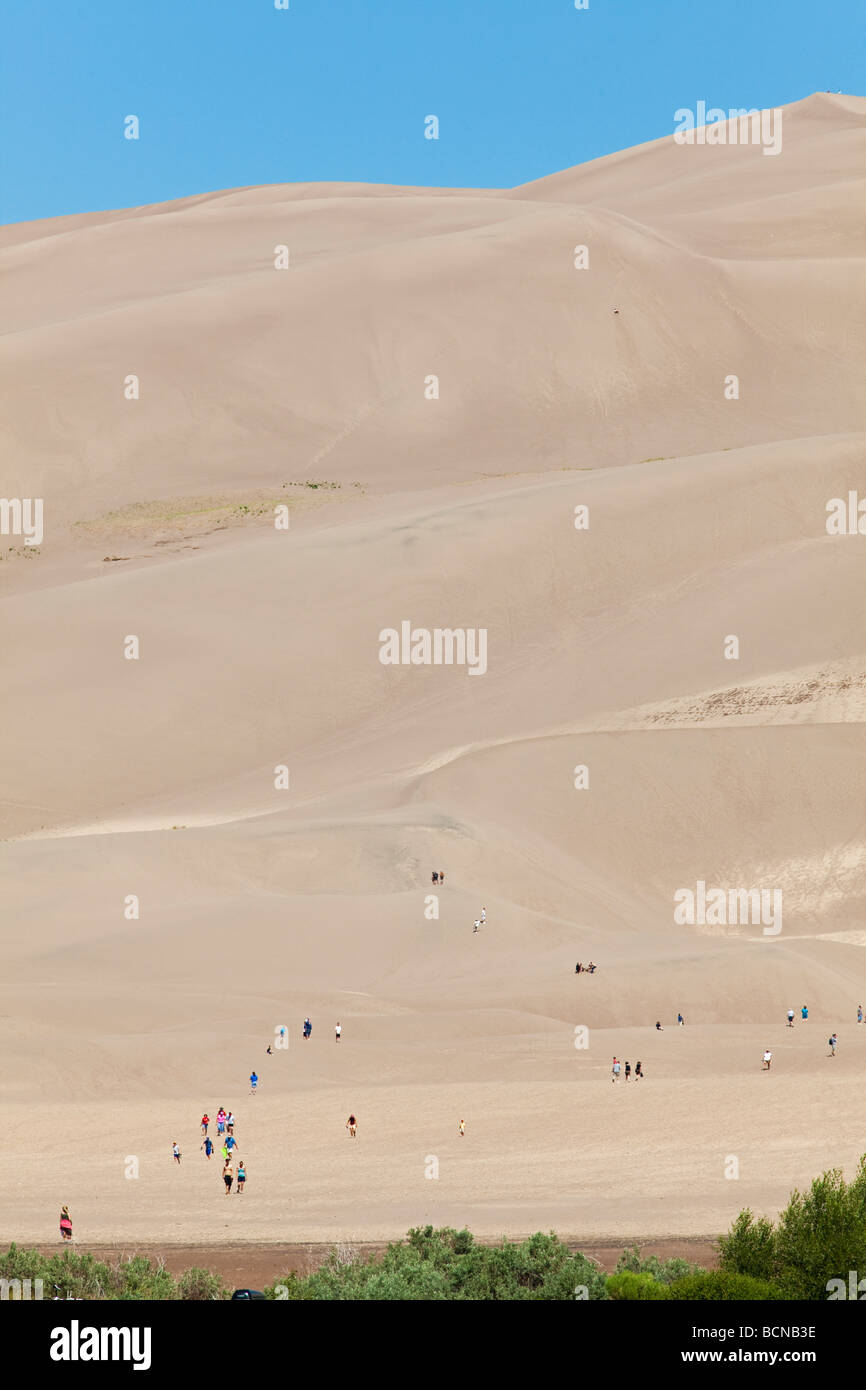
left=719, top=1156, right=866, bottom=1300
left=606, top=1271, right=671, bottom=1300
left=614, top=1245, right=701, bottom=1285
left=667, top=1271, right=783, bottom=1301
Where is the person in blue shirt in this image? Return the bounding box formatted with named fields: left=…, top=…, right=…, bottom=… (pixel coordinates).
left=801, top=1004, right=808, bottom=1021
left=250, top=1071, right=258, bottom=1093
left=201, top=1136, right=214, bottom=1159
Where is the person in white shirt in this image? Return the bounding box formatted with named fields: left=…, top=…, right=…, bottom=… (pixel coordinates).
left=762, top=1049, right=772, bottom=1070
left=335, top=1022, right=342, bottom=1042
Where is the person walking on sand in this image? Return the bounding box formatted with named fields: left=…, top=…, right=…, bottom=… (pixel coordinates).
left=226, top=1111, right=235, bottom=1135
left=611, top=1057, right=621, bottom=1083
left=762, top=1049, right=772, bottom=1070
left=202, top=1136, right=214, bottom=1160
left=439, top=871, right=445, bottom=885
left=59, top=1207, right=72, bottom=1242
left=432, top=871, right=439, bottom=885
left=829, top=1033, right=838, bottom=1056
left=787, top=1009, right=795, bottom=1027
left=250, top=1071, right=258, bottom=1094
left=223, top=1162, right=233, bottom=1195
left=802, top=1004, right=808, bottom=1021
left=216, top=1109, right=226, bottom=1136
left=201, top=1113, right=210, bottom=1136
left=346, top=1114, right=357, bottom=1139
left=220, top=1142, right=229, bottom=1163
left=303, top=1017, right=312, bottom=1040
left=335, top=1022, right=342, bottom=1042
left=172, top=1142, right=181, bottom=1164
left=624, top=1061, right=631, bottom=1082
left=655, top=1021, right=663, bottom=1031
left=236, top=1160, right=246, bottom=1193
left=677, top=1013, right=684, bottom=1027
left=858, top=1004, right=863, bottom=1026
left=226, top=1133, right=237, bottom=1156
left=480, top=907, right=486, bottom=925
left=473, top=919, right=481, bottom=933
left=634, top=1061, right=643, bottom=1080
left=459, top=1118, right=466, bottom=1137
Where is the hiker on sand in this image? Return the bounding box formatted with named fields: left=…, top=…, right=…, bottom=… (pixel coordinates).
left=459, top=1118, right=466, bottom=1137
left=60, top=1207, right=72, bottom=1242
left=226, top=1112, right=235, bottom=1134
left=634, top=1061, right=643, bottom=1080
left=201, top=1113, right=210, bottom=1136
left=624, top=1061, right=631, bottom=1082
left=480, top=907, right=486, bottom=925
left=858, top=1005, right=863, bottom=1026
left=216, top=1109, right=226, bottom=1136
left=677, top=1013, right=684, bottom=1027
left=335, top=1022, right=342, bottom=1042
left=575, top=962, right=582, bottom=974
left=802, top=1004, right=808, bottom=1021
left=611, top=1057, right=621, bottom=1083
left=439, top=871, right=445, bottom=885
left=762, top=1049, right=772, bottom=1070
left=250, top=1071, right=258, bottom=1094
left=432, top=871, right=439, bottom=885
left=236, top=1160, right=246, bottom=1193
left=473, top=919, right=481, bottom=933
left=787, top=1009, right=795, bottom=1027
left=303, top=1018, right=312, bottom=1040
left=172, top=1142, right=181, bottom=1164
left=829, top=1033, right=838, bottom=1056
left=266, top=1044, right=272, bottom=1055
left=346, top=1114, right=358, bottom=1139
left=655, top=1021, right=663, bottom=1031
left=202, top=1136, right=214, bottom=1160
left=223, top=1162, right=233, bottom=1195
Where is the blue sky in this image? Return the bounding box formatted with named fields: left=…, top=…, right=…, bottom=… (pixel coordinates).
left=1, top=0, right=862, bottom=224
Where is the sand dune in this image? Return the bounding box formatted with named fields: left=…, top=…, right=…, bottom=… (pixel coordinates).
left=2, top=94, right=865, bottom=1244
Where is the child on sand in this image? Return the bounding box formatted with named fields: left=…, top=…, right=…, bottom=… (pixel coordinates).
left=59, top=1207, right=72, bottom=1242
left=236, top=1161, right=246, bottom=1193
left=346, top=1114, right=357, bottom=1138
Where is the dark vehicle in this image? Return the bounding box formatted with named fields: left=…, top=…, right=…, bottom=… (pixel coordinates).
left=231, top=1288, right=266, bottom=1300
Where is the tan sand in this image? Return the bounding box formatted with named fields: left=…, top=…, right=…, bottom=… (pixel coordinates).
left=1, top=92, right=865, bottom=1245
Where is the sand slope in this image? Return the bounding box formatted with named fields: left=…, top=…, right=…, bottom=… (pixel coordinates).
left=2, top=93, right=865, bottom=1244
